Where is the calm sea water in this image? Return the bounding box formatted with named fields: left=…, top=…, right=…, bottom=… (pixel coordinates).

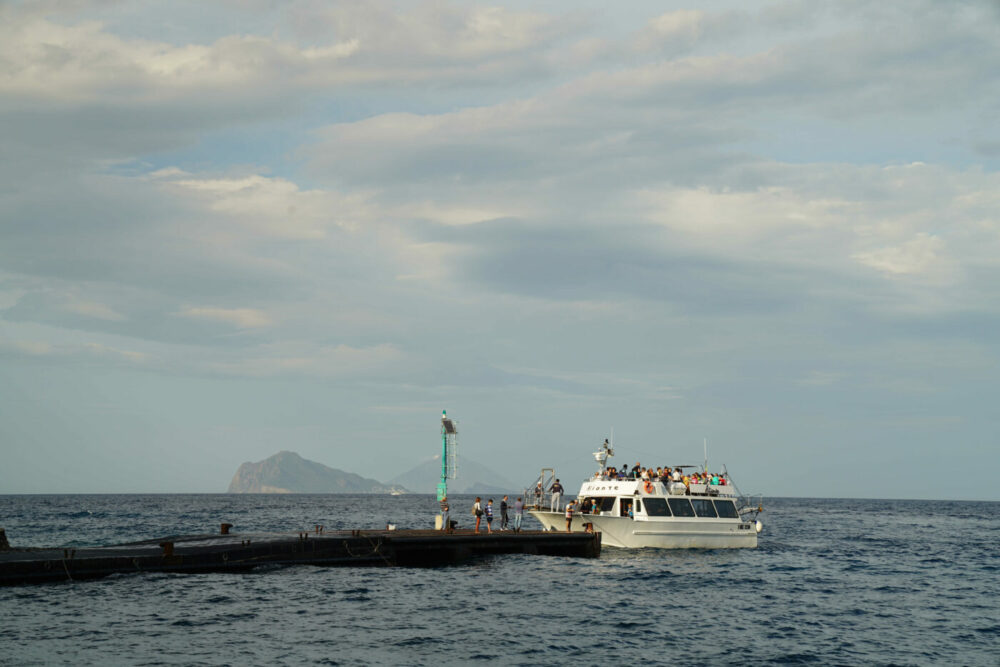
left=1, top=494, right=998, bottom=666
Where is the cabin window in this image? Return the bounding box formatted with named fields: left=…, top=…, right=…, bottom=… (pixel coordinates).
left=643, top=497, right=671, bottom=517
left=714, top=499, right=740, bottom=518
left=667, top=498, right=695, bottom=517
left=594, top=497, right=616, bottom=512
left=692, top=499, right=718, bottom=518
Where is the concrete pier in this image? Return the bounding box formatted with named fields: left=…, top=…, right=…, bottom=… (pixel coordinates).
left=0, top=529, right=601, bottom=586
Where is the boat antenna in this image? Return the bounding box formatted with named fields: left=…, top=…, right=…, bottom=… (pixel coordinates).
left=594, top=427, right=614, bottom=471
left=703, top=437, right=708, bottom=472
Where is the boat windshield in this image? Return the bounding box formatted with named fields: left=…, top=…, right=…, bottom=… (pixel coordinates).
left=714, top=499, right=740, bottom=518
left=643, top=498, right=670, bottom=516
left=667, top=498, right=696, bottom=517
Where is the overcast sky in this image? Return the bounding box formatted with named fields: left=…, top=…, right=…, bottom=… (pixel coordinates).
left=1, top=0, right=998, bottom=499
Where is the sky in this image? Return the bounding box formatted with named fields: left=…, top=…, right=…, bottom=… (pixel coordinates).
left=1, top=0, right=998, bottom=499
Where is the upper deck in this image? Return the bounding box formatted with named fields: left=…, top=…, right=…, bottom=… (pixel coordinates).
left=580, top=478, right=738, bottom=498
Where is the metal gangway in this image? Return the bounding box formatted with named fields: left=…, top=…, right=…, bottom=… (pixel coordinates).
left=524, top=467, right=555, bottom=510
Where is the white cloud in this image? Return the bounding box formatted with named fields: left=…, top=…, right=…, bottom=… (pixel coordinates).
left=0, top=336, right=145, bottom=364
left=150, top=170, right=374, bottom=239
left=852, top=233, right=948, bottom=277
left=635, top=10, right=705, bottom=53
left=0, top=3, right=569, bottom=109
left=0, top=15, right=357, bottom=104
left=177, top=307, right=273, bottom=328
left=62, top=299, right=126, bottom=321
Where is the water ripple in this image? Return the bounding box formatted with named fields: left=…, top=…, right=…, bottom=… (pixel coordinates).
left=1, top=494, right=998, bottom=665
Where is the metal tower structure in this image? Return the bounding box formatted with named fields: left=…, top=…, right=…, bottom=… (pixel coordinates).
left=437, top=410, right=458, bottom=501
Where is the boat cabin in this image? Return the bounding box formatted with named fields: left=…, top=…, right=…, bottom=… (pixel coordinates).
left=574, top=479, right=743, bottom=522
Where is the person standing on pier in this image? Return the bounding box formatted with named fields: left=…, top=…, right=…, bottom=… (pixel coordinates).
left=550, top=479, right=564, bottom=512
left=500, top=495, right=509, bottom=530
left=473, top=497, right=483, bottom=533
left=565, top=499, right=575, bottom=532
left=485, top=499, right=494, bottom=534
left=513, top=497, right=524, bottom=533
left=440, top=496, right=450, bottom=532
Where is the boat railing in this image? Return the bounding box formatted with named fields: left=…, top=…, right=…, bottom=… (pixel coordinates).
left=523, top=467, right=556, bottom=510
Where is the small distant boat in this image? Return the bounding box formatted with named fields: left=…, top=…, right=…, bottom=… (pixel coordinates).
left=527, top=439, right=762, bottom=549
left=390, top=490, right=404, bottom=496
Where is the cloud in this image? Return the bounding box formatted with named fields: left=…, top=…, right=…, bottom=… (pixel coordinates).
left=2, top=1, right=999, bottom=497
left=0, top=336, right=146, bottom=365
left=852, top=233, right=950, bottom=278
left=148, top=169, right=375, bottom=240
left=62, top=299, right=126, bottom=321
left=177, top=307, right=273, bottom=329
left=634, top=10, right=705, bottom=54
left=206, top=342, right=403, bottom=378
left=0, top=3, right=571, bottom=110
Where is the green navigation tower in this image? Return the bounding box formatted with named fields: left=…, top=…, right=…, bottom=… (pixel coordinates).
left=437, top=410, right=458, bottom=502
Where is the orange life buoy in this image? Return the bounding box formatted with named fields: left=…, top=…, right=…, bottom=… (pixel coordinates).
left=643, top=481, right=653, bottom=494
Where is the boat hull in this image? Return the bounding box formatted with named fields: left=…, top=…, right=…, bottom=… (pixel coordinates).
left=528, top=511, right=757, bottom=549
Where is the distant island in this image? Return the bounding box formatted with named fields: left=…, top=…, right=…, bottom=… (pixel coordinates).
left=227, top=451, right=406, bottom=494
left=227, top=450, right=521, bottom=495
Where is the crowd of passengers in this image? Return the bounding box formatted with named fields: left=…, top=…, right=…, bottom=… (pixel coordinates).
left=593, top=463, right=729, bottom=487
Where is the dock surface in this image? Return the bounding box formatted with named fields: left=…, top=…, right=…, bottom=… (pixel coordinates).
left=0, top=528, right=601, bottom=585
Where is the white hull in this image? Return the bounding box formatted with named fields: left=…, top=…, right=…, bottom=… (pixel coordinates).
left=529, top=510, right=758, bottom=549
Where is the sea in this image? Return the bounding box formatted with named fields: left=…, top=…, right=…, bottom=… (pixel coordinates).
left=0, top=494, right=997, bottom=666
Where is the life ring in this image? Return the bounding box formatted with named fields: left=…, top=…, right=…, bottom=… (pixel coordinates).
left=643, top=481, right=653, bottom=494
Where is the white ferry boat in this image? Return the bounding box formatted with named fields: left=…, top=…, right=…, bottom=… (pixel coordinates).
left=528, top=441, right=762, bottom=549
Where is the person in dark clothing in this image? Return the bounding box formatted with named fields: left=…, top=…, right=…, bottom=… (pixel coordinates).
left=500, top=495, right=509, bottom=530
left=550, top=479, right=564, bottom=512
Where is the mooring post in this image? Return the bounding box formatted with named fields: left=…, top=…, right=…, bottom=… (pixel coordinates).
left=220, top=523, right=233, bottom=535
left=0, top=528, right=9, bottom=551
left=160, top=541, right=174, bottom=557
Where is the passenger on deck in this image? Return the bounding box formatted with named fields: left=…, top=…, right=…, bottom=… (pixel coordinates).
left=550, top=479, right=564, bottom=512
